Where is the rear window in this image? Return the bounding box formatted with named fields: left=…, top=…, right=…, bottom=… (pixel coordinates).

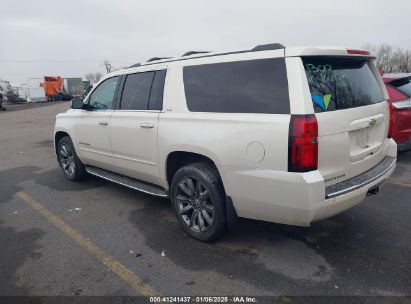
left=183, top=58, right=290, bottom=114
left=388, top=76, right=411, bottom=97
left=303, top=57, right=385, bottom=113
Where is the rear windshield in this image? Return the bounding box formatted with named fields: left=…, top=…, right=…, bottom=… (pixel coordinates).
left=302, top=57, right=385, bottom=113
left=389, top=76, right=411, bottom=97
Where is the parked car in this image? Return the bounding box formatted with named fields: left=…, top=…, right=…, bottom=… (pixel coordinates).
left=0, top=91, right=7, bottom=111
left=383, top=73, right=411, bottom=152
left=54, top=44, right=397, bottom=241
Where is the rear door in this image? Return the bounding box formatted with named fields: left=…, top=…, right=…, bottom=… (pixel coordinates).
left=110, top=70, right=166, bottom=185
left=301, top=56, right=388, bottom=186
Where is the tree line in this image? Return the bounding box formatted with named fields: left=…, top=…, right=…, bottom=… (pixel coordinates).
left=363, top=43, right=411, bottom=73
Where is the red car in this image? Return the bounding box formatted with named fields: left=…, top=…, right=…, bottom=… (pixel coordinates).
left=383, top=73, right=411, bottom=152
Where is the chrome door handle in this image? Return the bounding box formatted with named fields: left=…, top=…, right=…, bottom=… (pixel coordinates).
left=140, top=123, right=154, bottom=129
left=98, top=121, right=109, bottom=126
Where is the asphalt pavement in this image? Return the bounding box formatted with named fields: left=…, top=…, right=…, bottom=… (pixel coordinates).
left=0, top=102, right=410, bottom=298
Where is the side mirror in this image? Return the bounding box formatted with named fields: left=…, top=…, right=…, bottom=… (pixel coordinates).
left=71, top=98, right=85, bottom=109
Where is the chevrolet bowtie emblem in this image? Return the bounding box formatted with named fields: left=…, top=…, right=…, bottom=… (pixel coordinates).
left=369, top=118, right=377, bottom=126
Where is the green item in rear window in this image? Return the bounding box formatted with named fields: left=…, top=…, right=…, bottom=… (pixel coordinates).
left=303, top=57, right=385, bottom=113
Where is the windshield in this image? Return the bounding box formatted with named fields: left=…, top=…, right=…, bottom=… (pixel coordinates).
left=303, top=57, right=385, bottom=113
left=389, top=76, right=411, bottom=97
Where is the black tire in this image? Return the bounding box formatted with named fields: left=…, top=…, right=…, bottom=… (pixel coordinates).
left=57, top=136, right=87, bottom=181
left=170, top=162, right=226, bottom=242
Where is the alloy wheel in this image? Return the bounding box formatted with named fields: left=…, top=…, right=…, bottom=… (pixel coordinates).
left=175, top=177, right=214, bottom=233
left=59, top=143, right=76, bottom=177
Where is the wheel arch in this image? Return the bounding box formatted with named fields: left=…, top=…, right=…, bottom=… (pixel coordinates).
left=164, top=150, right=228, bottom=194
left=54, top=130, right=71, bottom=155
left=164, top=150, right=239, bottom=230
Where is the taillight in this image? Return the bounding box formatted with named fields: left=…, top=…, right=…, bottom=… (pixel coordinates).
left=288, top=115, right=318, bottom=172
left=347, top=49, right=371, bottom=56
left=388, top=101, right=394, bottom=138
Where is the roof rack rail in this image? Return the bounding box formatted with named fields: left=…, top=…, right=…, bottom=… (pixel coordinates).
left=182, top=51, right=210, bottom=57
left=134, top=43, right=286, bottom=67
left=251, top=43, right=285, bottom=51
left=147, top=57, right=172, bottom=62
left=129, top=63, right=141, bottom=68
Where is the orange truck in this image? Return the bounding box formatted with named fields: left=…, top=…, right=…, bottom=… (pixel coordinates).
left=41, top=76, right=62, bottom=101
left=40, top=76, right=72, bottom=101
left=41, top=76, right=85, bottom=101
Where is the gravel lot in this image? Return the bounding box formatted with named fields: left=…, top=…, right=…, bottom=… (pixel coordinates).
left=0, top=102, right=410, bottom=299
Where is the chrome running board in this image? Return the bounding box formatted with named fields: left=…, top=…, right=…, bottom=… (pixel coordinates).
left=85, top=166, right=169, bottom=198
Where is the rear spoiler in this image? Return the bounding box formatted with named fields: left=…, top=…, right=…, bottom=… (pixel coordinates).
left=385, top=75, right=411, bottom=85
left=285, top=46, right=375, bottom=58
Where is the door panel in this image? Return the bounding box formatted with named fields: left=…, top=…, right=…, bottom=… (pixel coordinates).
left=110, top=111, right=160, bottom=184
left=109, top=70, right=165, bottom=185
left=75, top=111, right=114, bottom=170
left=74, top=76, right=121, bottom=171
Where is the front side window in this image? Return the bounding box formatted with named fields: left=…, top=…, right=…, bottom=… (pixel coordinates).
left=120, top=72, right=155, bottom=110
left=183, top=58, right=290, bottom=114
left=89, top=76, right=120, bottom=110
left=303, top=57, right=385, bottom=112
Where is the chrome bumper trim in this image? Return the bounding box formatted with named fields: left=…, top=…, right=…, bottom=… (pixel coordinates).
left=325, top=156, right=396, bottom=199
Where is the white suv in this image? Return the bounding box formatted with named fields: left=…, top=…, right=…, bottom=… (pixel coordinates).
left=54, top=43, right=397, bottom=241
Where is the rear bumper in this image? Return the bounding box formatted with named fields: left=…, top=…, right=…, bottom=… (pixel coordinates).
left=325, top=156, right=396, bottom=199
left=311, top=156, right=396, bottom=222
left=227, top=139, right=397, bottom=226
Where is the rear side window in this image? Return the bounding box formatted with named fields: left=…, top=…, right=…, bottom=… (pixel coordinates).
left=148, top=70, right=166, bottom=110
left=303, top=57, right=385, bottom=112
left=120, top=72, right=155, bottom=110
left=388, top=76, right=411, bottom=97
left=183, top=58, right=290, bottom=114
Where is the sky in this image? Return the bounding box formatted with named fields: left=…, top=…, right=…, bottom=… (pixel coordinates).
left=1, top=0, right=410, bottom=84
